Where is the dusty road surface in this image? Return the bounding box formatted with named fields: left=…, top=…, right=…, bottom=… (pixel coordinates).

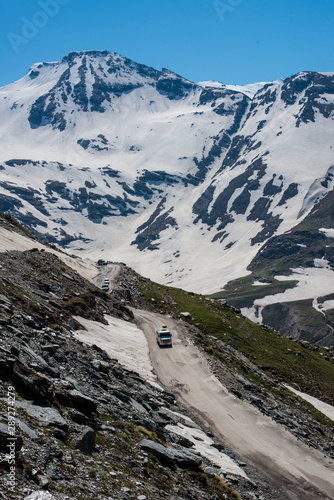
left=134, top=309, right=334, bottom=500
left=94, top=263, right=121, bottom=289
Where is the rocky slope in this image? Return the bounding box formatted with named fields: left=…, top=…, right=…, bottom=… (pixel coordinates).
left=1, top=215, right=333, bottom=499
left=0, top=223, right=246, bottom=499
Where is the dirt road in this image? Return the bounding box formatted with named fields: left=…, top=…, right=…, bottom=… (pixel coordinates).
left=94, top=263, right=121, bottom=289
left=134, top=309, right=334, bottom=500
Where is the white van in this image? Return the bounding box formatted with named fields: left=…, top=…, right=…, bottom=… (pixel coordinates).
left=156, top=326, right=172, bottom=347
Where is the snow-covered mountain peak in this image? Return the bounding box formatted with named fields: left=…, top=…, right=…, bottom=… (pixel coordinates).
left=0, top=50, right=202, bottom=141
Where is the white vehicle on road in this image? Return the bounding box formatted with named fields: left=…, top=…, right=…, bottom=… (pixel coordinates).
left=156, top=325, right=172, bottom=347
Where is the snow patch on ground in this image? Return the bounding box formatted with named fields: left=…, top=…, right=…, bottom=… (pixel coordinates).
left=314, top=258, right=331, bottom=269
left=73, top=315, right=159, bottom=386
left=165, top=423, right=248, bottom=478
left=285, top=385, right=334, bottom=422
left=316, top=299, right=334, bottom=312
left=320, top=227, right=334, bottom=238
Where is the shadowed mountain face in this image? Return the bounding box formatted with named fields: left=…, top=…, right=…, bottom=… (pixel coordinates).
left=0, top=51, right=333, bottom=343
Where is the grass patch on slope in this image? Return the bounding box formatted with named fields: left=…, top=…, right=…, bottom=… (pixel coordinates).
left=210, top=277, right=297, bottom=308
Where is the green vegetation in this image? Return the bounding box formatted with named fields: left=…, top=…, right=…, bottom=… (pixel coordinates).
left=211, top=276, right=297, bottom=308
left=138, top=279, right=334, bottom=405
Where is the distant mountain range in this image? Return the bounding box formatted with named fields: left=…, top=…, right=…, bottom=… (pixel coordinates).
left=0, top=50, right=333, bottom=344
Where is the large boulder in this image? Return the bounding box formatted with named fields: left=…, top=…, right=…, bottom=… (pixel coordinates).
left=12, top=361, right=52, bottom=400
left=139, top=439, right=202, bottom=470
left=67, top=389, right=97, bottom=413
left=16, top=402, right=68, bottom=431
left=71, top=426, right=96, bottom=454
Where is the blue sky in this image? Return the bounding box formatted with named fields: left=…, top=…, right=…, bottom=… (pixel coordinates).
left=1, top=0, right=333, bottom=88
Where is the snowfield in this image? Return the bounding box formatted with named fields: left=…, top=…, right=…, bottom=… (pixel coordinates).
left=73, top=315, right=158, bottom=385
left=285, top=385, right=334, bottom=422
left=0, top=225, right=98, bottom=281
